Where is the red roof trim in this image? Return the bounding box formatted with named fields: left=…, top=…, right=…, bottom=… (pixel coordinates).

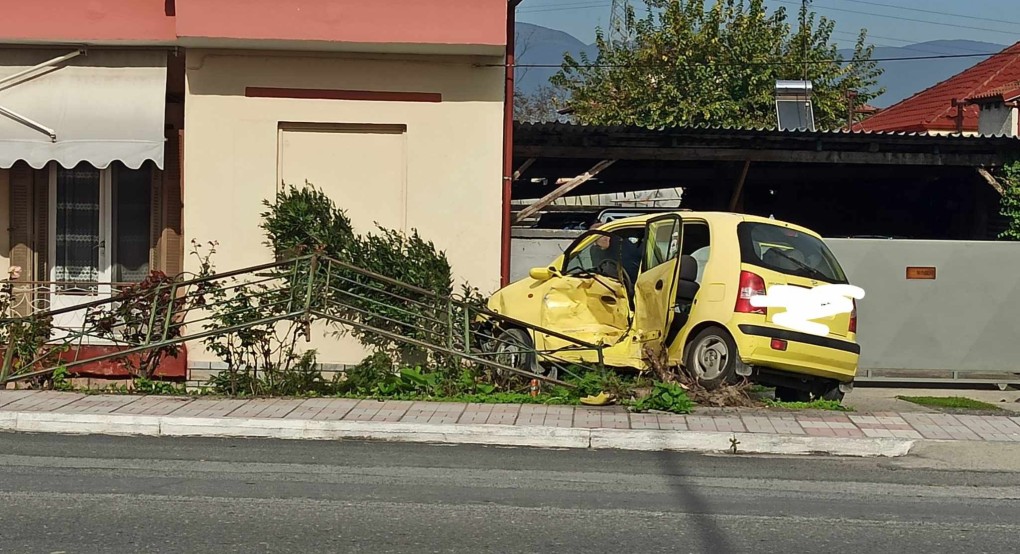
left=245, top=87, right=442, bottom=103
left=967, top=80, right=1020, bottom=103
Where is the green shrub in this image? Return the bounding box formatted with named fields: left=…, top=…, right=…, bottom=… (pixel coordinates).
left=260, top=183, right=481, bottom=375
left=260, top=183, right=356, bottom=259
left=631, top=382, right=694, bottom=414
left=133, top=377, right=186, bottom=396
left=999, top=161, right=1020, bottom=241
left=338, top=352, right=394, bottom=395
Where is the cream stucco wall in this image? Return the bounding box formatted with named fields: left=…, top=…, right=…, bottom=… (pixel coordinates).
left=183, top=49, right=504, bottom=366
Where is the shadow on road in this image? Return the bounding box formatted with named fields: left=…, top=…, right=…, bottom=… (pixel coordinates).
left=657, top=450, right=735, bottom=554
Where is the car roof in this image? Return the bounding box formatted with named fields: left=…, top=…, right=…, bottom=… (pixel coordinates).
left=597, top=211, right=823, bottom=238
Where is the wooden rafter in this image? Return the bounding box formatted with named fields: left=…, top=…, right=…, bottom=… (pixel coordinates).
left=513, top=158, right=536, bottom=181
left=513, top=160, right=617, bottom=223
left=728, top=160, right=752, bottom=212
left=977, top=167, right=1005, bottom=196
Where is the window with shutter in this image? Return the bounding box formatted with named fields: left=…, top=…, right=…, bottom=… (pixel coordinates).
left=161, top=131, right=183, bottom=277
left=9, top=162, right=33, bottom=279
left=9, top=163, right=35, bottom=315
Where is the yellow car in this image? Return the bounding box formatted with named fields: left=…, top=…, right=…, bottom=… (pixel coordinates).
left=487, top=212, right=859, bottom=402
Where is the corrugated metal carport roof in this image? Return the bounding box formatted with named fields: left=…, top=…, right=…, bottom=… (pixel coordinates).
left=514, top=121, right=1020, bottom=167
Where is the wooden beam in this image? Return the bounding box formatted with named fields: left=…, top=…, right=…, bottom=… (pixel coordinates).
left=512, top=158, right=536, bottom=181
left=728, top=160, right=751, bottom=212
left=513, top=160, right=616, bottom=223
left=977, top=167, right=1005, bottom=196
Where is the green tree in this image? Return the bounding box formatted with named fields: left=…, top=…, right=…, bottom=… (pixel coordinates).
left=551, top=0, right=883, bottom=130
left=514, top=85, right=571, bottom=124
left=999, top=161, right=1020, bottom=240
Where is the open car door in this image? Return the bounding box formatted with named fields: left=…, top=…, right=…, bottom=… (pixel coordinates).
left=631, top=215, right=684, bottom=350
left=535, top=228, right=641, bottom=349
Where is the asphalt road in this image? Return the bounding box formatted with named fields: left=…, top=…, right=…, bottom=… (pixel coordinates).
left=1, top=433, right=1019, bottom=553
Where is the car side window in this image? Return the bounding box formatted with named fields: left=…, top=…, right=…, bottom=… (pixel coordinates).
left=681, top=222, right=711, bottom=283
left=645, top=218, right=681, bottom=271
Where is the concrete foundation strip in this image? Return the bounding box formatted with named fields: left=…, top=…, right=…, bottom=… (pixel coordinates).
left=0, top=410, right=915, bottom=457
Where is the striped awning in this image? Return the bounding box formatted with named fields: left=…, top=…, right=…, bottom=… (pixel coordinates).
left=0, top=48, right=167, bottom=170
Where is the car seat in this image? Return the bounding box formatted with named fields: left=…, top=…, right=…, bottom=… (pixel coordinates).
left=665, top=255, right=700, bottom=346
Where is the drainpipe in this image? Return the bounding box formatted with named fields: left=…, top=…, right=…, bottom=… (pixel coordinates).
left=500, top=0, right=523, bottom=287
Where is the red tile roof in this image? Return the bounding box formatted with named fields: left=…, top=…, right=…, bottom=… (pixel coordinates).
left=854, top=42, right=1020, bottom=133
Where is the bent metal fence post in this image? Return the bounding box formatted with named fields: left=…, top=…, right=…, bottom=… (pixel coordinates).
left=0, top=255, right=606, bottom=388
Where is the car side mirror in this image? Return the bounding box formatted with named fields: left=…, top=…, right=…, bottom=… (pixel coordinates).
left=529, top=267, right=557, bottom=281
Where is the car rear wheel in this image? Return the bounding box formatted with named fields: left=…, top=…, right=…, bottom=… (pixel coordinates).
left=685, top=326, right=738, bottom=390
left=818, top=383, right=845, bottom=403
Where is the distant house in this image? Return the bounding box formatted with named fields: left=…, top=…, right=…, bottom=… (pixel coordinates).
left=855, top=42, right=1020, bottom=135
left=966, top=81, right=1020, bottom=137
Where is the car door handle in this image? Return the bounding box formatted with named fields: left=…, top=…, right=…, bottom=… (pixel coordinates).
left=655, top=280, right=664, bottom=290
left=601, top=295, right=617, bottom=305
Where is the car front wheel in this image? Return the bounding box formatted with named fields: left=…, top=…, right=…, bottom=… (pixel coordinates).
left=493, top=328, right=537, bottom=372
left=685, top=326, right=738, bottom=390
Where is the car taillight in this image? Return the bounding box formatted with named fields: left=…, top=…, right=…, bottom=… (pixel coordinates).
left=734, top=271, right=766, bottom=315
left=849, top=298, right=858, bottom=333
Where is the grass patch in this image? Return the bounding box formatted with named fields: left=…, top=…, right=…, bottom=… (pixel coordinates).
left=765, top=399, right=851, bottom=411
left=897, top=396, right=1002, bottom=411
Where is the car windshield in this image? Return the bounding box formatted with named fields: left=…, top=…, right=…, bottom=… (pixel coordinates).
left=737, top=222, right=847, bottom=283
left=562, top=228, right=644, bottom=284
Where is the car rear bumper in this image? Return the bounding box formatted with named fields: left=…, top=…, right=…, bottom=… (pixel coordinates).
left=736, top=324, right=859, bottom=382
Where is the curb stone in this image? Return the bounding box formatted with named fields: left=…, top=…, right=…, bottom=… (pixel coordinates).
left=589, top=428, right=915, bottom=457
left=1, top=411, right=914, bottom=457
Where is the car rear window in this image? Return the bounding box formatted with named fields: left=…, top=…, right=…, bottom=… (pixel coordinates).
left=737, top=222, right=848, bottom=283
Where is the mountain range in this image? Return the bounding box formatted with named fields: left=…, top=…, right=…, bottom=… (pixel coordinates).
left=515, top=22, right=1007, bottom=108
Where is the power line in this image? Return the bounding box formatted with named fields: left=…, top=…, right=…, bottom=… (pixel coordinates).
left=501, top=50, right=1018, bottom=69
left=774, top=0, right=1020, bottom=37
left=518, top=1, right=610, bottom=15
left=833, top=0, right=1020, bottom=27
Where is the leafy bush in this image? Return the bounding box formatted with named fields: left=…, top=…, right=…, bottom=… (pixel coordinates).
left=337, top=351, right=394, bottom=395
left=631, top=382, right=695, bottom=414
left=339, top=226, right=455, bottom=361
left=999, top=161, right=1020, bottom=241
left=133, top=376, right=187, bottom=395
left=260, top=183, right=356, bottom=260
left=259, top=183, right=484, bottom=375
left=50, top=366, right=73, bottom=391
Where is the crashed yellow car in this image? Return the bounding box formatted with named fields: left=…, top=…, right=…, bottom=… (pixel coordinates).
left=487, top=212, right=860, bottom=401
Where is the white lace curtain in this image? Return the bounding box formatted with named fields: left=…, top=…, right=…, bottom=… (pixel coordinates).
left=54, top=165, right=101, bottom=283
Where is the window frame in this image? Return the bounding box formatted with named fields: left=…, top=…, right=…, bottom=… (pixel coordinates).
left=48, top=162, right=153, bottom=288
left=48, top=162, right=112, bottom=290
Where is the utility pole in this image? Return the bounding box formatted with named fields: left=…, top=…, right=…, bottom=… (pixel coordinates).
left=801, top=0, right=811, bottom=82
left=609, top=0, right=632, bottom=50
left=847, top=90, right=855, bottom=128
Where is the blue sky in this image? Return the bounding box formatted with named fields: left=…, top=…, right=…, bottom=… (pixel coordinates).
left=517, top=0, right=1020, bottom=49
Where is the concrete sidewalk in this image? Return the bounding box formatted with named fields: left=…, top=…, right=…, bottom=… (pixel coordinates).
left=4, top=390, right=1020, bottom=457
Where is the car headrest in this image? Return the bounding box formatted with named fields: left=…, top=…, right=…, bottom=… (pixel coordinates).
left=680, top=254, right=698, bottom=282
left=762, top=248, right=790, bottom=270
